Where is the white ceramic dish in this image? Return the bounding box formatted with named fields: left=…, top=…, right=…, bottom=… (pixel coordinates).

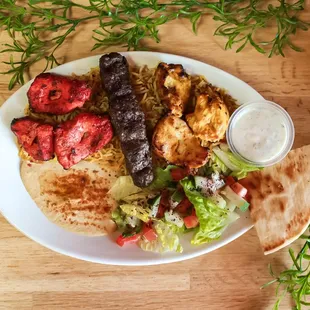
left=0, top=51, right=263, bottom=265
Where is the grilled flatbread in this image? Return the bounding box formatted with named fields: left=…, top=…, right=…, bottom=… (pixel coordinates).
left=240, top=145, right=310, bottom=255
left=21, top=160, right=118, bottom=236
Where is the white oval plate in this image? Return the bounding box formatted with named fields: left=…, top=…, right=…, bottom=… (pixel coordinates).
left=0, top=52, right=263, bottom=265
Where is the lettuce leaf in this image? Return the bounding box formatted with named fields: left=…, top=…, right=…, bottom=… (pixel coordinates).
left=209, top=153, right=231, bottom=176
left=109, top=176, right=142, bottom=200
left=213, top=144, right=261, bottom=180
left=112, top=206, right=143, bottom=233
left=138, top=220, right=183, bottom=253
left=111, top=208, right=127, bottom=229
left=149, top=165, right=178, bottom=190
left=181, top=178, right=237, bottom=245
left=120, top=204, right=151, bottom=222
left=122, top=192, right=151, bottom=203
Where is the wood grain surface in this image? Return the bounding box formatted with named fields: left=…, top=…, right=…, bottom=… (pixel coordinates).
left=1, top=2, right=310, bottom=309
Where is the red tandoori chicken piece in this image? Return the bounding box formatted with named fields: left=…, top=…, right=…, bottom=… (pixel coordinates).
left=11, top=117, right=54, bottom=161
left=54, top=113, right=113, bottom=169
left=27, top=73, right=92, bottom=115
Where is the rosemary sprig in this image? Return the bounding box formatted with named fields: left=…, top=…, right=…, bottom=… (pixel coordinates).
left=0, top=0, right=308, bottom=90
left=212, top=0, right=308, bottom=57
left=262, top=226, right=310, bottom=310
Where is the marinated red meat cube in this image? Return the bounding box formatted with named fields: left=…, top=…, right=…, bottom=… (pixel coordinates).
left=27, top=73, right=92, bottom=115
left=54, top=113, right=113, bottom=169
left=11, top=117, right=54, bottom=161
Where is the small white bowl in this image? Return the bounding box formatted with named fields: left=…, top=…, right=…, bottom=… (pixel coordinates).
left=226, top=100, right=295, bottom=167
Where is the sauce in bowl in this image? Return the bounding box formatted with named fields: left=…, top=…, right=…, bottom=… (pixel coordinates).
left=227, top=100, right=295, bottom=166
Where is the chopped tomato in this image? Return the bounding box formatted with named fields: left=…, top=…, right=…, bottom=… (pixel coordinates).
left=175, top=197, right=192, bottom=214
left=170, top=167, right=190, bottom=181
left=184, top=215, right=199, bottom=229
left=230, top=182, right=247, bottom=198
left=225, top=176, right=236, bottom=186
left=116, top=233, right=141, bottom=247
left=157, top=189, right=170, bottom=218
left=142, top=225, right=157, bottom=242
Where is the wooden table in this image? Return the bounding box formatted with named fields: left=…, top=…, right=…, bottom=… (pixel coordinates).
left=1, top=3, right=310, bottom=309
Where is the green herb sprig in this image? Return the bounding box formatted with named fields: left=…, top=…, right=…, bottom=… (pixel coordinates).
left=262, top=226, right=310, bottom=310
left=0, top=0, right=308, bottom=90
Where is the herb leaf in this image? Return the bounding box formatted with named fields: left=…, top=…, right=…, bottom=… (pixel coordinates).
left=0, top=0, right=308, bottom=89
left=263, top=226, right=310, bottom=309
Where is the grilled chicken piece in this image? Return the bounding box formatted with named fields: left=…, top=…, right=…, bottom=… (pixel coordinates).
left=155, top=62, right=191, bottom=117
left=186, top=94, right=229, bottom=144
left=54, top=113, right=113, bottom=169
left=27, top=73, right=92, bottom=115
left=152, top=116, right=208, bottom=169
left=11, top=117, right=54, bottom=161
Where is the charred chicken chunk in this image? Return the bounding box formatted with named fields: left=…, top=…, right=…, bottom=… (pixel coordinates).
left=27, top=73, right=92, bottom=115
left=54, top=113, right=113, bottom=169
left=11, top=117, right=54, bottom=161
left=186, top=94, right=229, bottom=143
left=152, top=116, right=208, bottom=169
left=155, top=62, right=191, bottom=117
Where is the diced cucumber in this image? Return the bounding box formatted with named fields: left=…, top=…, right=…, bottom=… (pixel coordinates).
left=219, top=143, right=229, bottom=152
left=225, top=211, right=240, bottom=224
left=239, top=202, right=250, bottom=212
left=226, top=199, right=237, bottom=212
left=211, top=172, right=225, bottom=189
left=164, top=210, right=184, bottom=228
left=194, top=176, right=208, bottom=189
left=149, top=195, right=160, bottom=218
left=221, top=186, right=250, bottom=212
left=194, top=176, right=214, bottom=196
left=126, top=216, right=141, bottom=228
left=209, top=194, right=227, bottom=209
left=171, top=190, right=184, bottom=204
left=194, top=175, right=224, bottom=196
left=170, top=190, right=184, bottom=209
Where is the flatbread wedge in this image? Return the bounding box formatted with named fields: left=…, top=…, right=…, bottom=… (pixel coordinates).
left=240, top=145, right=310, bottom=255
left=21, top=160, right=118, bottom=236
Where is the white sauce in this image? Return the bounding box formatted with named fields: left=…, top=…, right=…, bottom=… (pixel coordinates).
left=230, top=105, right=288, bottom=163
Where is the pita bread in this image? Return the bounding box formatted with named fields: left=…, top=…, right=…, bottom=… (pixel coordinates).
left=21, top=160, right=118, bottom=236
left=240, top=145, right=310, bottom=255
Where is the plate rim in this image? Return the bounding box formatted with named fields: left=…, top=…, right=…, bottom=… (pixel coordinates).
left=0, top=51, right=262, bottom=265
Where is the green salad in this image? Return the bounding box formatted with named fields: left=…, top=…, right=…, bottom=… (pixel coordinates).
left=111, top=143, right=261, bottom=253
